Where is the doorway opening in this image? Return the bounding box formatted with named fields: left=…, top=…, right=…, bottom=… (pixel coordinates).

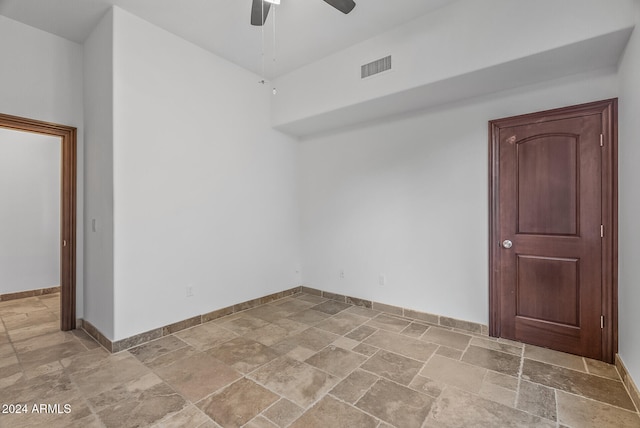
left=0, top=113, right=77, bottom=331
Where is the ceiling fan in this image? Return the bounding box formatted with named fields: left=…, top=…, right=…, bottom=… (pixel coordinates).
left=251, top=0, right=356, bottom=26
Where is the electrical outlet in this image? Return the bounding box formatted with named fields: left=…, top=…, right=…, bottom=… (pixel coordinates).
left=379, top=274, right=386, bottom=286
left=186, top=285, right=194, bottom=297
left=339, top=269, right=345, bottom=279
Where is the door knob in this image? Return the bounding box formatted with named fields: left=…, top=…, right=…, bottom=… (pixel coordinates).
left=502, top=240, right=513, bottom=249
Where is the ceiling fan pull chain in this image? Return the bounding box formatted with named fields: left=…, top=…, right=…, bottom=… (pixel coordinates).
left=261, top=0, right=265, bottom=82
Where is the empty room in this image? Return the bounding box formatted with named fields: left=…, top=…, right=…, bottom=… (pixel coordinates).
left=1, top=0, right=639, bottom=426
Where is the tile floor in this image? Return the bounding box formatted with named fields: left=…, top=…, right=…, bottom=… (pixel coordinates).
left=1, top=292, right=639, bottom=427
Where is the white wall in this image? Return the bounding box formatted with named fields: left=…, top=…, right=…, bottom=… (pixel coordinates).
left=0, top=129, right=60, bottom=294
left=111, top=8, right=300, bottom=340
left=618, top=1, right=640, bottom=392
left=273, top=0, right=635, bottom=135
left=83, top=9, right=115, bottom=338
left=0, top=15, right=84, bottom=316
left=298, top=69, right=618, bottom=325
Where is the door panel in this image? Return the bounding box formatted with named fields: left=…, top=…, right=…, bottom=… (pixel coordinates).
left=489, top=100, right=617, bottom=362
left=517, top=135, right=578, bottom=235
left=516, top=255, right=579, bottom=326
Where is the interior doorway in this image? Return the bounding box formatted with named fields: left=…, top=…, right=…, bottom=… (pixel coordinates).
left=488, top=99, right=617, bottom=363
left=0, top=113, right=77, bottom=331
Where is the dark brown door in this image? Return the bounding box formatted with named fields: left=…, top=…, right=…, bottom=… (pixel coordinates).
left=489, top=100, right=617, bottom=362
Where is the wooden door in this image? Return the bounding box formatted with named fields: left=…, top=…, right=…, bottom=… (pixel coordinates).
left=489, top=100, right=617, bottom=363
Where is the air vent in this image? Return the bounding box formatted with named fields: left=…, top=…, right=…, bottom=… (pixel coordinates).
left=361, top=55, right=392, bottom=79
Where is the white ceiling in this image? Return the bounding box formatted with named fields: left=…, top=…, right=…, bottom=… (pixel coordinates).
left=0, top=0, right=458, bottom=78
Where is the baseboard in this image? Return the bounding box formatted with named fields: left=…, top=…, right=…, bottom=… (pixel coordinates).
left=81, top=285, right=489, bottom=354
left=615, top=354, right=640, bottom=412
left=81, top=286, right=303, bottom=353
left=0, top=286, right=60, bottom=302
left=301, top=286, right=489, bottom=336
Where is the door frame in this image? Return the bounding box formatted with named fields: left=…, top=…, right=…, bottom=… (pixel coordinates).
left=488, top=99, right=617, bottom=362
left=0, top=113, right=77, bottom=331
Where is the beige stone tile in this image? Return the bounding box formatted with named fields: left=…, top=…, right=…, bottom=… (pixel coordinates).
left=0, top=298, right=48, bottom=315
left=461, top=345, right=521, bottom=377
left=315, top=312, right=368, bottom=335
left=129, top=335, right=189, bottom=364
left=272, top=327, right=338, bottom=353
left=479, top=381, right=516, bottom=407
left=356, top=378, right=434, bottom=428
left=557, top=390, right=640, bottom=428
left=352, top=343, right=378, bottom=357
left=470, top=336, right=522, bottom=356
left=59, top=347, right=110, bottom=375
left=286, top=309, right=331, bottom=326
left=12, top=330, right=74, bottom=353
left=273, top=298, right=315, bottom=312
left=484, top=370, right=518, bottom=391
left=154, top=351, right=241, bottom=402
left=8, top=320, right=60, bottom=342
left=91, top=372, right=188, bottom=428
left=401, top=322, right=430, bottom=338
left=291, top=396, right=377, bottom=428
left=420, top=355, right=486, bottom=393
left=408, top=375, right=446, bottom=398
left=332, top=336, right=360, bottom=350
left=17, top=340, right=90, bottom=372
left=305, top=346, right=367, bottom=378
left=151, top=404, right=211, bottom=428
left=435, top=346, right=463, bottom=360
left=365, top=314, right=411, bottom=333
left=345, top=325, right=377, bottom=341
left=2, top=370, right=80, bottom=404
left=3, top=309, right=58, bottom=329
left=0, top=370, right=23, bottom=389
left=244, top=304, right=300, bottom=322
left=364, top=330, right=437, bottom=361
left=70, top=329, right=101, bottom=350
left=425, top=387, right=555, bottom=428
left=244, top=323, right=293, bottom=346
left=145, top=345, right=199, bottom=369
left=421, top=327, right=471, bottom=351
left=262, top=398, right=304, bottom=427
left=516, top=380, right=556, bottom=421
left=198, top=378, right=279, bottom=428
left=330, top=369, right=379, bottom=404
left=70, top=352, right=152, bottom=398
left=174, top=322, right=237, bottom=351
left=283, top=345, right=318, bottom=362
left=24, top=360, right=64, bottom=379
left=522, top=358, right=636, bottom=411
left=271, top=317, right=309, bottom=335
left=524, top=344, right=586, bottom=371
left=585, top=357, right=621, bottom=380
left=245, top=415, right=279, bottom=428
left=310, top=300, right=351, bottom=315
left=207, top=336, right=279, bottom=374
left=361, top=349, right=423, bottom=385
left=218, top=315, right=270, bottom=335
left=248, top=356, right=339, bottom=408
left=344, top=305, right=380, bottom=319
left=0, top=361, right=22, bottom=382
left=295, top=294, right=327, bottom=304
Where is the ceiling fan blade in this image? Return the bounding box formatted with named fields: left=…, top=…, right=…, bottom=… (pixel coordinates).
left=323, top=0, right=356, bottom=14
left=251, top=0, right=271, bottom=26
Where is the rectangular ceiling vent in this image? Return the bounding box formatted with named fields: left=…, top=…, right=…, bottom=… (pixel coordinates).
left=361, top=55, right=392, bottom=79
